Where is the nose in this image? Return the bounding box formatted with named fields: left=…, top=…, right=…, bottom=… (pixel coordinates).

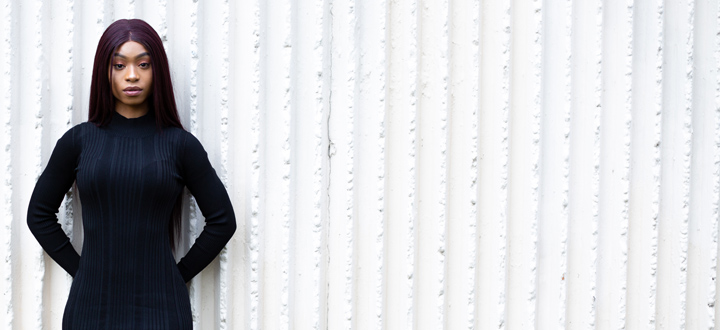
left=125, top=66, right=139, bottom=82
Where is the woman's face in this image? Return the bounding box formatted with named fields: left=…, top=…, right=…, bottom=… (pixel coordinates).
left=109, top=41, right=153, bottom=114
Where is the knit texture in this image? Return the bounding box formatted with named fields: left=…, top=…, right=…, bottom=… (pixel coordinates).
left=27, top=111, right=236, bottom=329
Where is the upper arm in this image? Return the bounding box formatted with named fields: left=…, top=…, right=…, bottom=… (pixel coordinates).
left=28, top=127, right=80, bottom=214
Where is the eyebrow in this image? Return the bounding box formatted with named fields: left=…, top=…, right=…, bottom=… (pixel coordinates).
left=113, top=52, right=150, bottom=59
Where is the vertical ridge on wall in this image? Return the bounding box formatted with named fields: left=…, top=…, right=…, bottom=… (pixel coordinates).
left=506, top=0, right=542, bottom=328
left=536, top=0, right=571, bottom=329
left=414, top=0, right=448, bottom=328
left=352, top=0, right=386, bottom=328
left=226, top=0, right=260, bottom=328
left=0, top=0, right=12, bottom=328
left=73, top=0, right=104, bottom=123
left=626, top=0, right=663, bottom=328
left=210, top=1, right=232, bottom=329
left=136, top=0, right=164, bottom=29
left=384, top=0, right=417, bottom=327
left=445, top=0, right=480, bottom=328
left=165, top=0, right=192, bottom=129
left=686, top=0, right=719, bottom=328
left=12, top=0, right=45, bottom=328
left=475, top=0, right=510, bottom=328
left=715, top=2, right=720, bottom=326
left=656, top=0, right=693, bottom=328
left=244, top=1, right=262, bottom=327
left=194, top=1, right=231, bottom=328
left=109, top=0, right=135, bottom=21
left=258, top=0, right=292, bottom=328
left=41, top=1, right=75, bottom=328
left=325, top=0, right=356, bottom=328
left=288, top=0, right=325, bottom=328
left=566, top=1, right=602, bottom=328
left=596, top=0, right=633, bottom=328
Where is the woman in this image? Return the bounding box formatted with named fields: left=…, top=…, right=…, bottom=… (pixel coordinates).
left=27, top=19, right=236, bottom=329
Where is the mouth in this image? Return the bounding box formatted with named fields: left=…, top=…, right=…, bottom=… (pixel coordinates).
left=123, top=87, right=143, bottom=96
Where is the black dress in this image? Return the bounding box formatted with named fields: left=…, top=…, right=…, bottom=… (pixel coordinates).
left=27, top=111, right=236, bottom=329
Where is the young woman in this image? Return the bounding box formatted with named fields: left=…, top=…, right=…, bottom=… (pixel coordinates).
left=27, top=19, right=236, bottom=329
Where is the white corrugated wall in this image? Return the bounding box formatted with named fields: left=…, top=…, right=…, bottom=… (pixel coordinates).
left=1, top=0, right=719, bottom=329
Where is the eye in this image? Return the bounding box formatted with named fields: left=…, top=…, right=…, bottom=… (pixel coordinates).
left=113, top=63, right=125, bottom=70
left=139, top=62, right=150, bottom=69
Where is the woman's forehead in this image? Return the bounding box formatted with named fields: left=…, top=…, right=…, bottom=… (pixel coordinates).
left=114, top=41, right=150, bottom=59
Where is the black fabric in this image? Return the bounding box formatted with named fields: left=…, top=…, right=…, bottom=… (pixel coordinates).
left=27, top=111, right=236, bottom=329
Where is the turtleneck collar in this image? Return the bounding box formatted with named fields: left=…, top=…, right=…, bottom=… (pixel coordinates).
left=105, top=110, right=158, bottom=137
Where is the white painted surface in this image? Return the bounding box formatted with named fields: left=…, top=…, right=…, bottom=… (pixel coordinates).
left=4, top=1, right=720, bottom=329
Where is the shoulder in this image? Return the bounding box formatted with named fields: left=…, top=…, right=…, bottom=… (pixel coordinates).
left=152, top=127, right=207, bottom=160
left=154, top=126, right=193, bottom=148
left=178, top=130, right=208, bottom=158
left=176, top=130, right=214, bottom=177
left=55, top=122, right=93, bottom=149
left=61, top=122, right=92, bottom=136
left=67, top=122, right=107, bottom=149
left=161, top=125, right=188, bottom=138
left=66, top=121, right=101, bottom=139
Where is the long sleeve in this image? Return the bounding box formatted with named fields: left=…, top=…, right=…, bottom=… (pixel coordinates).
left=176, top=132, right=236, bottom=282
left=27, top=127, right=81, bottom=276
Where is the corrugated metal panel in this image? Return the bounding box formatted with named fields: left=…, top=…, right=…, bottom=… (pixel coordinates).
left=2, top=0, right=720, bottom=329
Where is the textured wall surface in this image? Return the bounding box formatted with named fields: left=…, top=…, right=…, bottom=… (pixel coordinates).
left=1, top=0, right=720, bottom=329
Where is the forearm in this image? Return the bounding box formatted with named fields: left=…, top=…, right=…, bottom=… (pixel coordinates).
left=27, top=180, right=80, bottom=276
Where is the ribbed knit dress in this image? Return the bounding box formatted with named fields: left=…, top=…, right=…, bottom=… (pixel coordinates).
left=27, top=111, right=236, bottom=329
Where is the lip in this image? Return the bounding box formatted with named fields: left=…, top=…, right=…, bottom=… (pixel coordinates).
left=123, top=87, right=143, bottom=96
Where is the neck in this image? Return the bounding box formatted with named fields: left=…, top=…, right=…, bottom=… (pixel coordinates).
left=115, top=103, right=149, bottom=119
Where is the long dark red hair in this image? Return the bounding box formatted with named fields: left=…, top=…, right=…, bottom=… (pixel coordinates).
left=89, top=19, right=184, bottom=249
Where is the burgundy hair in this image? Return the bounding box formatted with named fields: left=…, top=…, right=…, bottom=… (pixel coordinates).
left=89, top=19, right=183, bottom=130
left=89, top=19, right=184, bottom=249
